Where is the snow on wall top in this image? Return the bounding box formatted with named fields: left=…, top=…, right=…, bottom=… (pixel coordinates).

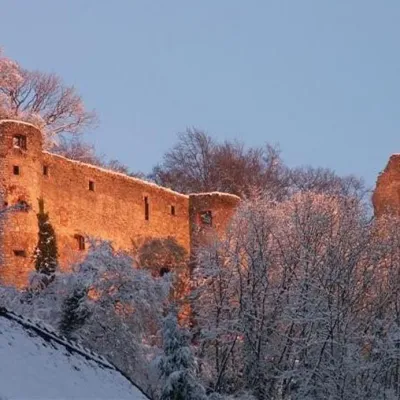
left=0, top=119, right=41, bottom=131
left=0, top=119, right=239, bottom=201
left=44, top=153, right=240, bottom=201
left=0, top=308, right=149, bottom=400
left=188, top=191, right=241, bottom=200
left=44, top=151, right=190, bottom=199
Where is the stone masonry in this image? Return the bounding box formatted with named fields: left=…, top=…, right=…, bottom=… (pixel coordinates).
left=0, top=120, right=240, bottom=287
left=373, top=154, right=400, bottom=217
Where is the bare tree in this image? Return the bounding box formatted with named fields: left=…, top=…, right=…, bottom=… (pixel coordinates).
left=0, top=49, right=142, bottom=174
left=51, top=136, right=133, bottom=174
left=150, top=128, right=287, bottom=198
left=0, top=49, right=96, bottom=144
left=151, top=129, right=215, bottom=194
left=51, top=136, right=99, bottom=163
left=149, top=128, right=369, bottom=205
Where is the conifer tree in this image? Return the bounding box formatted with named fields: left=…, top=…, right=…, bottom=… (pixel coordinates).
left=34, top=198, right=58, bottom=279
left=159, top=307, right=208, bottom=400
left=59, top=285, right=90, bottom=338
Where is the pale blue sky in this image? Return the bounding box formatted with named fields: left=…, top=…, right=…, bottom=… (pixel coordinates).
left=1, top=1, right=399, bottom=186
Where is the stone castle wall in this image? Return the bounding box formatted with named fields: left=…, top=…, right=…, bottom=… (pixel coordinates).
left=0, top=120, right=239, bottom=287
left=41, top=152, right=191, bottom=271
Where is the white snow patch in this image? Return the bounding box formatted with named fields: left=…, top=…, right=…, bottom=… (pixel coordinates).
left=0, top=311, right=148, bottom=399
left=0, top=119, right=40, bottom=131
left=189, top=191, right=241, bottom=200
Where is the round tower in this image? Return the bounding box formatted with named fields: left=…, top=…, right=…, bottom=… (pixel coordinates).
left=0, top=120, right=44, bottom=287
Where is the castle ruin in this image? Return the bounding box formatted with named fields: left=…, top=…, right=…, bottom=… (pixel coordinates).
left=0, top=120, right=240, bottom=287
left=373, top=154, right=400, bottom=217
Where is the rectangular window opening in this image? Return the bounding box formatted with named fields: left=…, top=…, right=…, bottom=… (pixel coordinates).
left=13, top=166, right=20, bottom=175
left=13, top=250, right=26, bottom=257
left=199, top=210, right=213, bottom=226
left=89, top=180, right=95, bottom=191
left=144, top=196, right=149, bottom=221
left=75, top=235, right=85, bottom=251
left=13, top=135, right=27, bottom=150
left=43, top=165, right=49, bottom=176
left=160, top=267, right=170, bottom=277
left=171, top=205, right=176, bottom=216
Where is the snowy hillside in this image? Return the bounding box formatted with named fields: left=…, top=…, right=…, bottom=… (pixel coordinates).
left=0, top=310, right=149, bottom=400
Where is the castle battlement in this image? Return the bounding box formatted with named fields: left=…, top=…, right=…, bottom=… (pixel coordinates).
left=0, top=120, right=240, bottom=287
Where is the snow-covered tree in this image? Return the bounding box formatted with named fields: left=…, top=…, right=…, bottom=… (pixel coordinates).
left=2, top=240, right=171, bottom=396
left=194, top=191, right=383, bottom=399
left=59, top=284, right=90, bottom=338
left=159, top=307, right=208, bottom=400
left=3, top=187, right=400, bottom=400
left=288, top=165, right=368, bottom=200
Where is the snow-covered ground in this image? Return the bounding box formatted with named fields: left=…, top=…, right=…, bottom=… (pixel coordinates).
left=0, top=311, right=149, bottom=400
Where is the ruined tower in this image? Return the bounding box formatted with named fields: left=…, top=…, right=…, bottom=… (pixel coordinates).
left=189, top=192, right=240, bottom=256
left=373, top=154, right=400, bottom=217
left=0, top=120, right=44, bottom=286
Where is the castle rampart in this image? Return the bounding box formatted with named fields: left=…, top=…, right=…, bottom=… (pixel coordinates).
left=0, top=120, right=239, bottom=287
